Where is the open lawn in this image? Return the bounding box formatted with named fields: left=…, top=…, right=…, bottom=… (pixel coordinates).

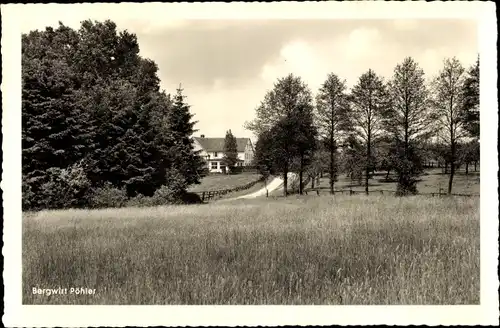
left=23, top=195, right=479, bottom=305
left=188, top=173, right=261, bottom=192
left=284, top=168, right=480, bottom=196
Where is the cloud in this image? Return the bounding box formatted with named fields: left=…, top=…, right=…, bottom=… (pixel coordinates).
left=258, top=27, right=389, bottom=91
left=260, top=40, right=324, bottom=89
left=344, top=27, right=382, bottom=59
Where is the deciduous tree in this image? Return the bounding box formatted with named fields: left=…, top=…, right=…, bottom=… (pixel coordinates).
left=315, top=73, right=351, bottom=194
left=430, top=57, right=467, bottom=194
left=350, top=69, right=388, bottom=195
left=384, top=57, right=433, bottom=195
left=245, top=74, right=315, bottom=196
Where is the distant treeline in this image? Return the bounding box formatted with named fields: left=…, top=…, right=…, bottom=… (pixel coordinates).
left=22, top=20, right=207, bottom=210
left=248, top=56, right=479, bottom=197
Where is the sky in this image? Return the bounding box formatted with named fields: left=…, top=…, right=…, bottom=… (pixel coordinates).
left=18, top=4, right=479, bottom=143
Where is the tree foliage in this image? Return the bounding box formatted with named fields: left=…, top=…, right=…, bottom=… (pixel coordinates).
left=223, top=129, right=239, bottom=172
left=339, top=134, right=365, bottom=186
left=460, top=56, right=480, bottom=139
left=244, top=74, right=314, bottom=136
left=22, top=20, right=204, bottom=210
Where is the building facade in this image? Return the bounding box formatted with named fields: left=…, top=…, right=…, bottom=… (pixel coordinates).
left=193, top=135, right=255, bottom=173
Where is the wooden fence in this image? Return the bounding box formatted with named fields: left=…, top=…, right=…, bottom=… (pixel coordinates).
left=194, top=177, right=265, bottom=202
left=303, top=188, right=479, bottom=197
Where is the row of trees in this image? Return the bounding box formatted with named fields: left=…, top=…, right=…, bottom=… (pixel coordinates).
left=248, top=56, right=479, bottom=196
left=22, top=20, right=206, bottom=210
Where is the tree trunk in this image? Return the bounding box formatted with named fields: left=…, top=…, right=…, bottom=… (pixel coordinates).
left=386, top=169, right=390, bottom=180
left=311, top=176, right=315, bottom=189
left=474, top=161, right=477, bottom=172
left=283, top=167, right=288, bottom=197
left=299, top=158, right=304, bottom=195
left=448, top=144, right=455, bottom=195
left=444, top=161, right=448, bottom=174
left=329, top=135, right=335, bottom=195
left=465, top=162, right=469, bottom=175
left=365, top=140, right=370, bottom=195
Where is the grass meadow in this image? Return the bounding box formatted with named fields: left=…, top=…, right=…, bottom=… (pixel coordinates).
left=23, top=195, right=479, bottom=305
left=187, top=172, right=261, bottom=192
left=275, top=168, right=480, bottom=197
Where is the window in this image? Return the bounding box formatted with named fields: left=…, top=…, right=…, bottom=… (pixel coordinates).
left=211, top=162, right=218, bottom=170
left=214, top=152, right=218, bottom=157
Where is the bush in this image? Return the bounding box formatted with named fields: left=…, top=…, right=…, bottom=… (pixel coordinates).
left=22, top=178, right=35, bottom=211
left=26, top=162, right=93, bottom=210
left=179, top=191, right=204, bottom=204
left=90, top=183, right=128, bottom=208
left=124, top=190, right=204, bottom=207
left=242, top=166, right=258, bottom=173
left=125, top=194, right=154, bottom=208
left=395, top=180, right=419, bottom=196
left=150, top=185, right=180, bottom=205
left=229, top=166, right=243, bottom=174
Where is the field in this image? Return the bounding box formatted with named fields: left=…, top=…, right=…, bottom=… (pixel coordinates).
left=281, top=168, right=480, bottom=196
left=23, top=195, right=479, bottom=305
left=188, top=172, right=261, bottom=192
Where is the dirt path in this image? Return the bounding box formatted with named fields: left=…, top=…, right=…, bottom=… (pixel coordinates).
left=220, top=173, right=298, bottom=201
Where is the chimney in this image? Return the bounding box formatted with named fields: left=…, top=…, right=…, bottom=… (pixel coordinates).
left=200, top=134, right=205, bottom=138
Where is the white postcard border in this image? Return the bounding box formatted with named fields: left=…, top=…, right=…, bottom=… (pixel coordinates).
left=2, top=2, right=498, bottom=327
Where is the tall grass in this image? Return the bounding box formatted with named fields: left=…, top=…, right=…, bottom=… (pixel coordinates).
left=23, top=195, right=479, bottom=305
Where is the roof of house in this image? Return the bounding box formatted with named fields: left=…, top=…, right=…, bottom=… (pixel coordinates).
left=193, top=137, right=252, bottom=152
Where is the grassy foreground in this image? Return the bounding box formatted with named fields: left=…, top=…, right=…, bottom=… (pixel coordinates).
left=23, top=195, right=479, bottom=305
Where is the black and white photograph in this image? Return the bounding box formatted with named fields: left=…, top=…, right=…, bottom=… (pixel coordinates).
left=2, top=1, right=498, bottom=327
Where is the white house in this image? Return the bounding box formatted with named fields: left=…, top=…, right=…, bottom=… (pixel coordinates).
left=193, top=135, right=255, bottom=173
